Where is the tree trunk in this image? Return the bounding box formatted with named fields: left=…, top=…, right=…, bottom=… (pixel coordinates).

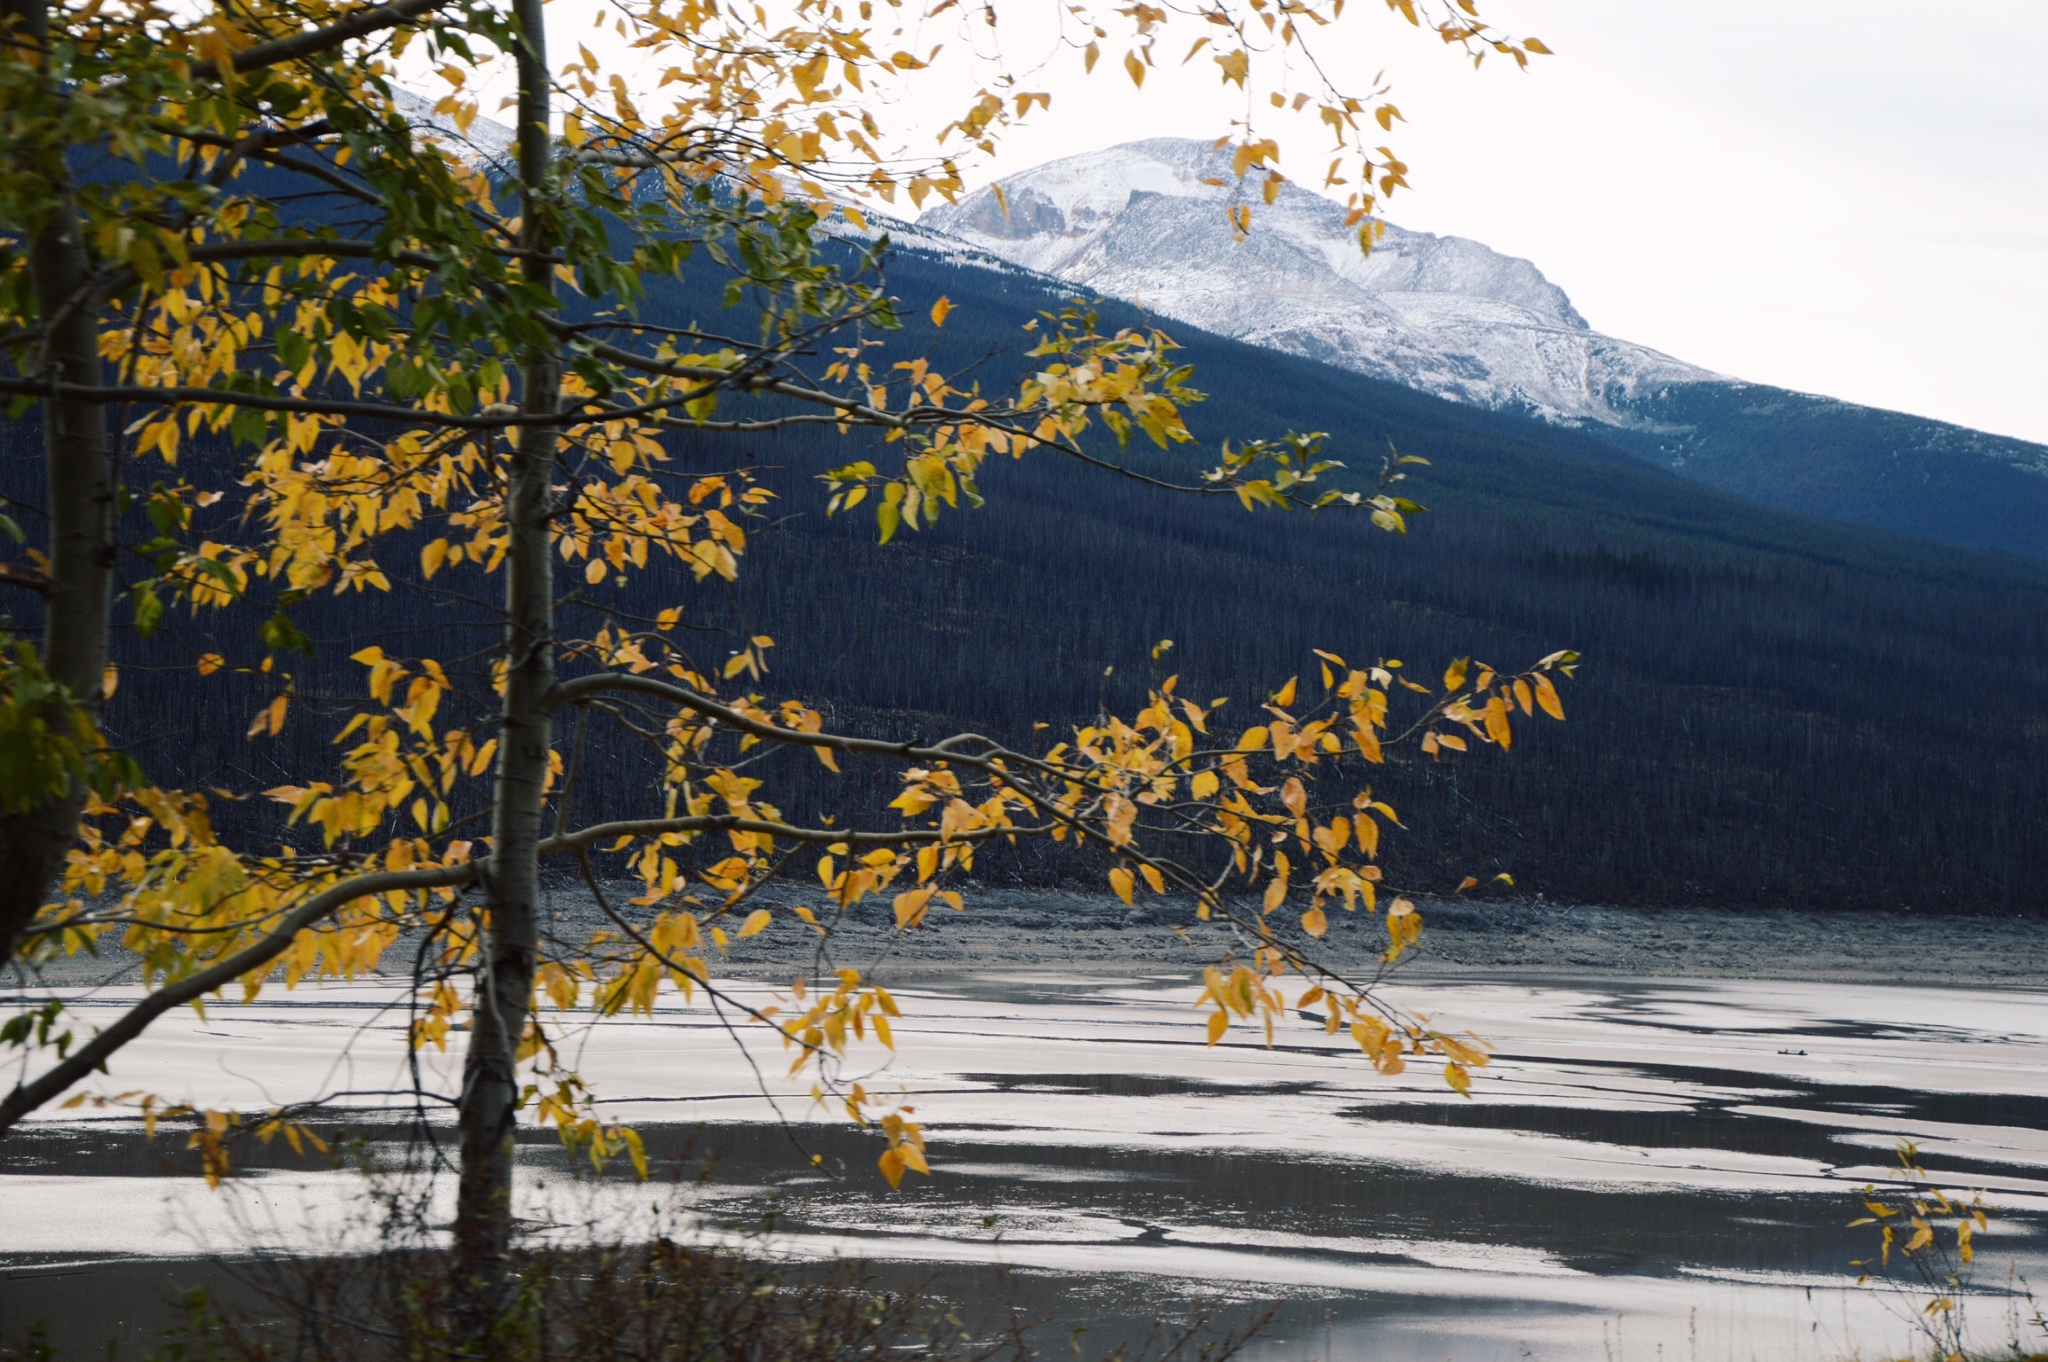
left=451, top=0, right=558, bottom=1331
left=0, top=0, right=117, bottom=969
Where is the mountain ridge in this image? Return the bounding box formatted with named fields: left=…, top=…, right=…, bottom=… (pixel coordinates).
left=920, top=137, right=1717, bottom=427
left=916, top=138, right=2048, bottom=559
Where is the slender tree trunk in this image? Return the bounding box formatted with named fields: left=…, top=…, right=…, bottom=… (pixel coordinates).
left=0, top=0, right=117, bottom=969
left=451, top=0, right=558, bottom=1331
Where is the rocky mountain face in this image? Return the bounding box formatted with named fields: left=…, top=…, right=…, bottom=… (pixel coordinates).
left=921, top=139, right=1715, bottom=427
left=919, top=139, right=2048, bottom=559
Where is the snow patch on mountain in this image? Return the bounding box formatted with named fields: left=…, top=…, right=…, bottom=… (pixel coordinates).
left=392, top=88, right=515, bottom=168
left=920, top=139, right=1717, bottom=427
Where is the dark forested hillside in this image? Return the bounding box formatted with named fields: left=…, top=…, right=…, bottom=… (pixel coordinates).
left=1599, top=380, right=2048, bottom=561
left=6, top=230, right=2046, bottom=913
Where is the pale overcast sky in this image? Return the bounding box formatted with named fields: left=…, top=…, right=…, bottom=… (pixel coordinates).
left=457, top=2, right=2045, bottom=441
left=900, top=1, right=2048, bottom=444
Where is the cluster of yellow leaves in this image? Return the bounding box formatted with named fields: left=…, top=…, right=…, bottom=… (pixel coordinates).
left=262, top=647, right=492, bottom=845
left=1193, top=947, right=1490, bottom=1095
left=62, top=794, right=462, bottom=997
left=819, top=313, right=1200, bottom=543
left=54, top=1088, right=329, bottom=1188
left=762, top=970, right=929, bottom=1186
left=1850, top=1141, right=1991, bottom=1278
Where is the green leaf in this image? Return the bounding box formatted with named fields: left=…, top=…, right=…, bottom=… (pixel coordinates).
left=260, top=611, right=314, bottom=656
left=131, top=581, right=163, bottom=639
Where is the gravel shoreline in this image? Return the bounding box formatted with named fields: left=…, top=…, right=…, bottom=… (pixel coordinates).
left=18, top=890, right=2046, bottom=990
left=692, top=891, right=2048, bottom=990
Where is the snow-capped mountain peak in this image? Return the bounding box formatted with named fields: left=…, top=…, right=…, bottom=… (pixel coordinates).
left=921, top=139, right=1715, bottom=426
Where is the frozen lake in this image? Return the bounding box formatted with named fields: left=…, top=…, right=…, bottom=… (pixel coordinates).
left=5, top=968, right=2048, bottom=1360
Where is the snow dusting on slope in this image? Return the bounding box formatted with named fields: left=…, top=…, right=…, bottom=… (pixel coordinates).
left=920, top=139, right=1717, bottom=426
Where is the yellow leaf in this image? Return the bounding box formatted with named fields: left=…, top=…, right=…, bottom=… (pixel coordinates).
left=1124, top=49, right=1145, bottom=87
left=247, top=692, right=288, bottom=739
left=1271, top=676, right=1298, bottom=707
left=585, top=558, right=607, bottom=585
left=197, top=652, right=225, bottom=676
left=1205, top=1010, right=1228, bottom=1045
left=101, top=664, right=118, bottom=698
left=878, top=1147, right=906, bottom=1188
left=1108, top=866, right=1135, bottom=906
left=621, top=1127, right=648, bottom=1180
left=929, top=296, right=952, bottom=328
left=1083, top=41, right=1100, bottom=72
left=1301, top=906, right=1328, bottom=938
left=1139, top=863, right=1166, bottom=895
left=1280, top=777, right=1307, bottom=819
left=1190, top=769, right=1220, bottom=799
left=1443, top=658, right=1469, bottom=692
left=1445, top=1062, right=1472, bottom=1097
left=735, top=908, right=771, bottom=939
left=421, top=538, right=450, bottom=579
left=1532, top=672, right=1565, bottom=720
left=893, top=887, right=934, bottom=929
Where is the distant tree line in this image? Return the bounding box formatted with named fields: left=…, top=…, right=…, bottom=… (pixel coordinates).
left=7, top=242, right=2044, bottom=915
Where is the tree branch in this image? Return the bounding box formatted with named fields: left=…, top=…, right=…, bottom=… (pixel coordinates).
left=0, top=377, right=611, bottom=429
left=0, top=566, right=50, bottom=595
left=540, top=812, right=1011, bottom=857
left=550, top=672, right=1090, bottom=791
left=0, top=862, right=474, bottom=1134
left=190, top=0, right=456, bottom=79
